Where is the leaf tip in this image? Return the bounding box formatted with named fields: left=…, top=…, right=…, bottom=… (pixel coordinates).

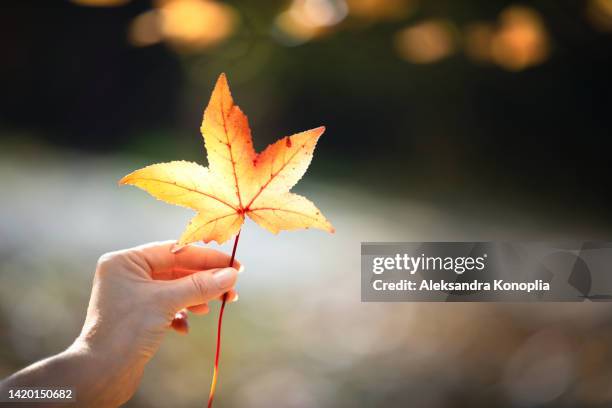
left=118, top=174, right=131, bottom=186
left=215, top=72, right=229, bottom=89
left=323, top=220, right=335, bottom=234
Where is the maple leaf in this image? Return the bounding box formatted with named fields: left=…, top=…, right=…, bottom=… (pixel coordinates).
left=119, top=73, right=334, bottom=245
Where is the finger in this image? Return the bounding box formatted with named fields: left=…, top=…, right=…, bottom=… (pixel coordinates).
left=125, top=241, right=242, bottom=279
left=219, top=289, right=238, bottom=302
left=187, top=303, right=210, bottom=315
left=162, top=267, right=238, bottom=310
left=171, top=262, right=244, bottom=280
left=185, top=293, right=236, bottom=316
left=170, top=310, right=189, bottom=334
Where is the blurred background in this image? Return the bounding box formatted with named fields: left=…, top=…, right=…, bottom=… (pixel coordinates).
left=1, top=0, right=612, bottom=407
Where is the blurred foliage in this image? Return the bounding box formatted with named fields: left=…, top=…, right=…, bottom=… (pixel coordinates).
left=1, top=0, right=611, bottom=220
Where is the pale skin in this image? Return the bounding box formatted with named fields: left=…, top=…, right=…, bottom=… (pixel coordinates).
left=0, top=241, right=241, bottom=407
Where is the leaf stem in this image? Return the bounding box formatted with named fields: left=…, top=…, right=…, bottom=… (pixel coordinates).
left=207, top=229, right=241, bottom=408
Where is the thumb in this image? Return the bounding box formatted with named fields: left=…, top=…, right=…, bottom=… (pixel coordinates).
left=163, top=267, right=238, bottom=310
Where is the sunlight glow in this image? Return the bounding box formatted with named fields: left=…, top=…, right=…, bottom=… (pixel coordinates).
left=158, top=0, right=236, bottom=50
left=395, top=20, right=455, bottom=64
left=274, top=0, right=348, bottom=45
left=71, top=0, right=130, bottom=6
left=464, top=7, right=549, bottom=71
left=346, top=0, right=415, bottom=21
left=128, top=10, right=163, bottom=47
left=490, top=6, right=549, bottom=71
left=587, top=0, right=612, bottom=31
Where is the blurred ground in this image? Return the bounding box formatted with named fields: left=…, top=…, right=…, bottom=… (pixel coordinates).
left=2, top=149, right=612, bottom=408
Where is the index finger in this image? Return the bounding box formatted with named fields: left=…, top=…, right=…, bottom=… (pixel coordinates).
left=128, top=240, right=242, bottom=280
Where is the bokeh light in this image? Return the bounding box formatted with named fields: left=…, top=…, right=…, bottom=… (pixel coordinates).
left=463, top=6, right=550, bottom=71
left=70, top=0, right=130, bottom=6
left=490, top=6, right=550, bottom=71
left=128, top=10, right=163, bottom=48
left=394, top=19, right=456, bottom=64
left=152, top=0, right=237, bottom=51
left=273, top=0, right=348, bottom=45
left=586, top=0, right=612, bottom=32
left=346, top=0, right=415, bottom=21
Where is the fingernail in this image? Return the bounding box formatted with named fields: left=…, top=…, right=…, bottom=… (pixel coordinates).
left=238, top=265, right=245, bottom=274
left=171, top=242, right=186, bottom=254
left=213, top=268, right=236, bottom=289
left=232, top=294, right=239, bottom=302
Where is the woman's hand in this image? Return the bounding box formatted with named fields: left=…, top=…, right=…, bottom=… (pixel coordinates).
left=0, top=241, right=241, bottom=407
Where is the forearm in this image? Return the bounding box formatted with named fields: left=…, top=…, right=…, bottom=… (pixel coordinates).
left=0, top=340, right=142, bottom=407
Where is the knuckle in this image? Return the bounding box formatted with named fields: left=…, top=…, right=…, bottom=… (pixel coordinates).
left=190, top=274, right=210, bottom=299
left=96, top=250, right=127, bottom=276
left=96, top=252, right=115, bottom=274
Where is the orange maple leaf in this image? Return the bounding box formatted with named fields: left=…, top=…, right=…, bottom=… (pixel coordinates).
left=119, top=73, right=334, bottom=245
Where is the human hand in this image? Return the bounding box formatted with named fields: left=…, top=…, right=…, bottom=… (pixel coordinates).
left=76, top=241, right=241, bottom=405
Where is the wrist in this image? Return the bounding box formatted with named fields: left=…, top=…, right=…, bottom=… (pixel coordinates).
left=67, top=338, right=144, bottom=406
